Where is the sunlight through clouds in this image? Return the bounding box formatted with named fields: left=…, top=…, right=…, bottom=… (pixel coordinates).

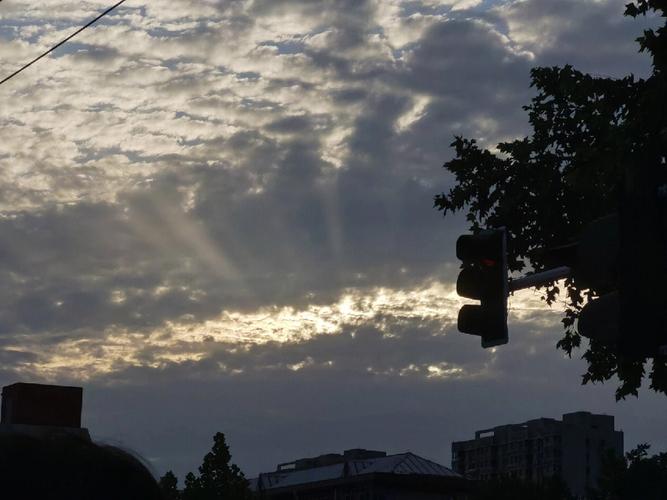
left=4, top=283, right=562, bottom=381
left=0, top=0, right=652, bottom=402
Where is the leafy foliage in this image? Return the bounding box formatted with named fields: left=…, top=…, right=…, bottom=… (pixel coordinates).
left=196, top=433, right=253, bottom=500
left=164, top=432, right=253, bottom=500
left=159, top=470, right=181, bottom=500
left=435, top=3, right=667, bottom=399
left=182, top=472, right=203, bottom=500
left=591, top=443, right=667, bottom=499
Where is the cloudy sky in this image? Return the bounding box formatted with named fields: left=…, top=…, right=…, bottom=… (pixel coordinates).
left=0, top=0, right=665, bottom=481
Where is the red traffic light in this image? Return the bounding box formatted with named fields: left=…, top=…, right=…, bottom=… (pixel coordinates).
left=455, top=228, right=509, bottom=348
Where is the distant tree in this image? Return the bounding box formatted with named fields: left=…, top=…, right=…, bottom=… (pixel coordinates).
left=474, top=476, right=573, bottom=500
left=434, top=1, right=667, bottom=399
left=181, top=432, right=253, bottom=500
left=591, top=443, right=667, bottom=499
left=198, top=433, right=253, bottom=500
left=159, top=470, right=182, bottom=500
left=182, top=472, right=204, bottom=500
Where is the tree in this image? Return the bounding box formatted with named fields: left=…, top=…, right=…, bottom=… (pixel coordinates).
left=591, top=444, right=667, bottom=499
left=434, top=1, right=667, bottom=399
left=182, top=432, right=253, bottom=500
left=198, top=432, right=253, bottom=500
left=182, top=472, right=204, bottom=500
left=159, top=470, right=182, bottom=500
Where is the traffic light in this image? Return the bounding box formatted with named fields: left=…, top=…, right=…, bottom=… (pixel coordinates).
left=455, top=228, right=508, bottom=348
left=617, top=161, right=667, bottom=358
left=576, top=164, right=667, bottom=359
left=573, top=214, right=621, bottom=348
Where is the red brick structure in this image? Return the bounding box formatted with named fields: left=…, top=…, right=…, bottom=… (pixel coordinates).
left=1, top=382, right=83, bottom=428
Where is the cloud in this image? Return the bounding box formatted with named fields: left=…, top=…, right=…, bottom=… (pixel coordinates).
left=0, top=0, right=655, bottom=363
left=490, top=0, right=660, bottom=77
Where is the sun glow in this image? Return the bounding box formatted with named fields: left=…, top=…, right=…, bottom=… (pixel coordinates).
left=5, top=282, right=562, bottom=381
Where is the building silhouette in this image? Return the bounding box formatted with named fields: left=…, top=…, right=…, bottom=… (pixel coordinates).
left=451, top=411, right=623, bottom=498
left=253, top=448, right=472, bottom=499
left=0, top=382, right=90, bottom=440
left=0, top=382, right=162, bottom=499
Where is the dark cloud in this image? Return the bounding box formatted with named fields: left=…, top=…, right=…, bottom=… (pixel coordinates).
left=490, top=0, right=660, bottom=78
left=66, top=44, right=121, bottom=63
left=265, top=115, right=328, bottom=134
left=330, top=87, right=368, bottom=104
left=400, top=19, right=530, bottom=99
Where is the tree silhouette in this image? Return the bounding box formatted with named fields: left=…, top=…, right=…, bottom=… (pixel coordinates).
left=181, top=432, right=252, bottom=500
left=591, top=444, right=667, bottom=499
left=182, top=472, right=204, bottom=500
left=182, top=472, right=203, bottom=500
left=435, top=1, right=667, bottom=398
left=159, top=470, right=182, bottom=500
left=198, top=432, right=252, bottom=500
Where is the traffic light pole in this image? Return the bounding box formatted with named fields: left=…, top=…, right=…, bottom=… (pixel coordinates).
left=508, top=266, right=571, bottom=293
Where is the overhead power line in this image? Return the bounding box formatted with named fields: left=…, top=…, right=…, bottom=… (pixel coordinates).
left=0, top=0, right=128, bottom=87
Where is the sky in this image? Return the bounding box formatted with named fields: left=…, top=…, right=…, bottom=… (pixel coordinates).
left=0, top=0, right=666, bottom=482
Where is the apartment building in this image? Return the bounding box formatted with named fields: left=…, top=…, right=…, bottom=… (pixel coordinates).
left=451, top=411, right=623, bottom=498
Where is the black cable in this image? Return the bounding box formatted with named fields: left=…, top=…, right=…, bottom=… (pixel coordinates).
left=0, top=0, right=128, bottom=87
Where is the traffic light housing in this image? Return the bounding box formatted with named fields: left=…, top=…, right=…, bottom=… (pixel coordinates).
left=456, top=229, right=508, bottom=348
left=617, top=161, right=667, bottom=358
left=576, top=164, right=667, bottom=359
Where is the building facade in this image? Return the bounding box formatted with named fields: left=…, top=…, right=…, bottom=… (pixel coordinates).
left=253, top=448, right=473, bottom=500
left=451, top=411, right=623, bottom=498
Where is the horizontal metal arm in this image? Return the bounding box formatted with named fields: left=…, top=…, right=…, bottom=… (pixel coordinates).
left=508, top=266, right=571, bottom=292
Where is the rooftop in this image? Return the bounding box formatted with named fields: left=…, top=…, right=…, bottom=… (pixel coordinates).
left=255, top=450, right=462, bottom=491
